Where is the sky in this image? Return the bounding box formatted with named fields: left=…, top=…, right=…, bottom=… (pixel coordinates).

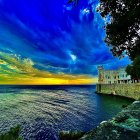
left=0, top=0, right=131, bottom=85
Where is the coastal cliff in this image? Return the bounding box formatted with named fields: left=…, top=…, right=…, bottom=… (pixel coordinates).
left=60, top=101, right=140, bottom=140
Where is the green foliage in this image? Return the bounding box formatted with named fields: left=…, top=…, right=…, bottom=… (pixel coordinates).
left=59, top=131, right=85, bottom=140
left=126, top=65, right=135, bottom=79
left=0, top=125, right=22, bottom=140
left=97, top=0, right=140, bottom=60
left=126, top=56, right=140, bottom=79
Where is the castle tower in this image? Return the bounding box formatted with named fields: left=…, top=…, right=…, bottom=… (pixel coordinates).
left=97, top=65, right=104, bottom=83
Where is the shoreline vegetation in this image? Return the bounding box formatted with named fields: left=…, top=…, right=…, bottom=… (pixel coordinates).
left=0, top=125, right=22, bottom=140
left=59, top=100, right=140, bottom=140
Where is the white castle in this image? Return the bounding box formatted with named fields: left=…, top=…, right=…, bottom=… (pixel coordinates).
left=97, top=66, right=132, bottom=84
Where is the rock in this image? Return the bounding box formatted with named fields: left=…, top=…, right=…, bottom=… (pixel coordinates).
left=59, top=130, right=85, bottom=140
left=100, top=121, right=107, bottom=125
left=132, top=101, right=140, bottom=105
left=79, top=102, right=140, bottom=140
left=114, top=114, right=129, bottom=123
left=122, top=105, right=128, bottom=108
left=111, top=91, right=116, bottom=95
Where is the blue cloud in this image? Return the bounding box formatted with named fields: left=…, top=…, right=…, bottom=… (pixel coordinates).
left=0, top=0, right=130, bottom=76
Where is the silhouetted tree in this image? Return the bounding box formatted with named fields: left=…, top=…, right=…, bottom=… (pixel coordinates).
left=97, top=0, right=140, bottom=60
left=126, top=56, right=140, bottom=80
left=98, top=0, right=140, bottom=79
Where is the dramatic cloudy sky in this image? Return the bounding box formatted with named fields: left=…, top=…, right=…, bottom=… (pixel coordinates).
left=0, top=0, right=130, bottom=84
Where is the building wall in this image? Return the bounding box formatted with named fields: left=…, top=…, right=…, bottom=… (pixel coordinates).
left=98, top=67, right=131, bottom=84
left=118, top=68, right=131, bottom=83
left=96, top=83, right=140, bottom=100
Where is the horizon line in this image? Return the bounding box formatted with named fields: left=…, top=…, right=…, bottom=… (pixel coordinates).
left=0, top=84, right=96, bottom=86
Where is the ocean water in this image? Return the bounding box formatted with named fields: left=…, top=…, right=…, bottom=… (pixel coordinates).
left=0, top=85, right=133, bottom=140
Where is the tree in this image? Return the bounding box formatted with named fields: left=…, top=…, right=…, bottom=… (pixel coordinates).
left=97, top=0, right=140, bottom=60
left=126, top=56, right=140, bottom=80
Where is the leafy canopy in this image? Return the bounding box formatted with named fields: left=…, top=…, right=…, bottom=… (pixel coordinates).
left=126, top=56, right=140, bottom=79
left=97, top=0, right=140, bottom=60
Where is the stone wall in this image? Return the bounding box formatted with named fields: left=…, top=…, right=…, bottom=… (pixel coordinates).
left=96, top=83, right=140, bottom=100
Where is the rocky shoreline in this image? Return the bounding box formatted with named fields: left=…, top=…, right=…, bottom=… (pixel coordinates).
left=60, top=100, right=140, bottom=140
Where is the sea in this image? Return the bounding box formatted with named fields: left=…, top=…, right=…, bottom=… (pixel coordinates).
left=0, top=85, right=133, bottom=140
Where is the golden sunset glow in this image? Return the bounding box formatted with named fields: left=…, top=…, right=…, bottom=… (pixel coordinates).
left=0, top=52, right=97, bottom=85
